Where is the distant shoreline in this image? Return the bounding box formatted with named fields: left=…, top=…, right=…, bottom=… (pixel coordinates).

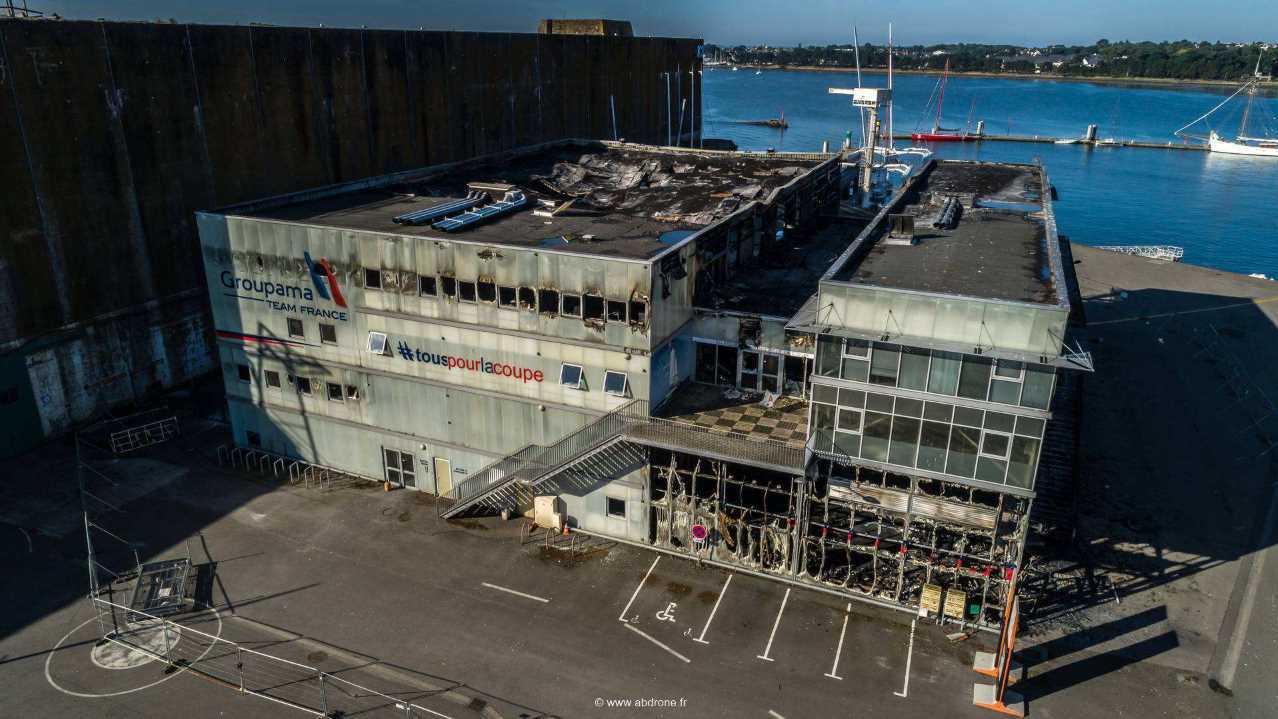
left=714, top=63, right=1278, bottom=91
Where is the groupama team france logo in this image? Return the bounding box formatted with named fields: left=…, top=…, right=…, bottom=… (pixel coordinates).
left=304, top=252, right=346, bottom=308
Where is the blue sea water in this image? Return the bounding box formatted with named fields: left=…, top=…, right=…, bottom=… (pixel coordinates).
left=702, top=68, right=1278, bottom=277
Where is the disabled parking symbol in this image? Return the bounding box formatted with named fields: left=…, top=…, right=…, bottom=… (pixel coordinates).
left=656, top=602, right=677, bottom=623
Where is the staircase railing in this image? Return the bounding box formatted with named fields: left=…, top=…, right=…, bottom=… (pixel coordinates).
left=439, top=400, right=650, bottom=517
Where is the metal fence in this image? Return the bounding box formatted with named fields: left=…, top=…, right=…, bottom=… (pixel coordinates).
left=89, top=594, right=457, bottom=718
left=441, top=399, right=806, bottom=517
left=109, top=416, right=181, bottom=454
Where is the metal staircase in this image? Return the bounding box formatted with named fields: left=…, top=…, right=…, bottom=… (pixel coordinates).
left=439, top=398, right=807, bottom=519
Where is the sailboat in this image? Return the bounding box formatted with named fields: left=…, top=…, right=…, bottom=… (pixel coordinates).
left=911, top=59, right=971, bottom=142
left=1175, top=52, right=1278, bottom=157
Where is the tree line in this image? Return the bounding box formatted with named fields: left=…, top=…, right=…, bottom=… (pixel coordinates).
left=706, top=40, right=1274, bottom=81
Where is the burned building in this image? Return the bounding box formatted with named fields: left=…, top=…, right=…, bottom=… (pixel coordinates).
left=201, top=144, right=1086, bottom=626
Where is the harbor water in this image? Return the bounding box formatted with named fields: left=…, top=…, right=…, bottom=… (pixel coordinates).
left=703, top=68, right=1278, bottom=277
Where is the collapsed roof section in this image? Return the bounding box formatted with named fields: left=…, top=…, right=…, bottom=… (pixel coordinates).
left=231, top=141, right=830, bottom=261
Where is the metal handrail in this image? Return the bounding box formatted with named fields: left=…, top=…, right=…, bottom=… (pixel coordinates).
left=441, top=398, right=808, bottom=517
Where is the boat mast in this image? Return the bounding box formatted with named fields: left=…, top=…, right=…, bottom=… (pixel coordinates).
left=853, top=25, right=866, bottom=149
left=1240, top=52, right=1265, bottom=138
left=887, top=23, right=894, bottom=150
left=935, top=58, right=950, bottom=132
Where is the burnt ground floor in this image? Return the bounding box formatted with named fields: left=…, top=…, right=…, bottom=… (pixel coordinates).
left=635, top=448, right=1028, bottom=629
left=0, top=424, right=1226, bottom=719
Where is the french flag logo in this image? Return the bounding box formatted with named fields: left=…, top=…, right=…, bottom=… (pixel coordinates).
left=304, top=252, right=347, bottom=308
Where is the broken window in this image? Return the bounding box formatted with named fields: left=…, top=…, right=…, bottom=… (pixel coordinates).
left=441, top=276, right=457, bottom=299
left=498, top=286, right=517, bottom=308
left=364, top=268, right=382, bottom=289
left=606, top=300, right=626, bottom=322
left=561, top=294, right=582, bottom=317
left=287, top=317, right=305, bottom=339
left=606, top=496, right=626, bottom=519
left=326, top=382, right=344, bottom=402
left=583, top=294, right=605, bottom=321
left=419, top=275, right=437, bottom=297
left=319, top=323, right=337, bottom=344
left=478, top=279, right=497, bottom=303
left=400, top=272, right=417, bottom=294
left=538, top=289, right=560, bottom=316
left=236, top=364, right=251, bottom=383
left=265, top=370, right=281, bottom=389
left=345, top=384, right=360, bottom=400
left=295, top=377, right=313, bottom=395
left=628, top=300, right=647, bottom=326
left=560, top=363, right=584, bottom=389
left=459, top=280, right=477, bottom=303
left=518, top=287, right=537, bottom=311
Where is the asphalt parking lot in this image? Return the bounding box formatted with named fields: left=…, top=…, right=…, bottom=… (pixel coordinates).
left=0, top=422, right=1232, bottom=718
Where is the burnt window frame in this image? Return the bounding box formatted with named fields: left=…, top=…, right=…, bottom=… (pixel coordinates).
left=477, top=279, right=497, bottom=303
left=295, top=376, right=313, bottom=396
left=458, top=280, right=477, bottom=303
left=418, top=275, right=438, bottom=297
left=628, top=300, right=648, bottom=326
left=582, top=294, right=605, bottom=321
left=517, top=286, right=537, bottom=311
left=561, top=293, right=582, bottom=317
left=538, top=288, right=560, bottom=316
left=498, top=285, right=518, bottom=308
left=440, top=276, right=457, bottom=300
left=606, top=300, right=627, bottom=323
left=326, top=381, right=344, bottom=402
left=364, top=268, right=382, bottom=290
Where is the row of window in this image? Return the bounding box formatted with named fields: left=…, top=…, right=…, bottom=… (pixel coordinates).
left=284, top=317, right=339, bottom=344
left=815, top=336, right=1055, bottom=410
left=234, top=364, right=359, bottom=403
left=809, top=383, right=1042, bottom=489
left=560, top=364, right=630, bottom=397
left=365, top=269, right=648, bottom=326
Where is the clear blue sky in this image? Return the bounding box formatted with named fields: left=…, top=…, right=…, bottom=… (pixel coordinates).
left=38, top=0, right=1278, bottom=46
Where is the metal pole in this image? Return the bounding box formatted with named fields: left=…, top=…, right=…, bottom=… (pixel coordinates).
left=610, top=94, right=618, bottom=141
left=319, top=672, right=329, bottom=716
left=237, top=646, right=245, bottom=692
left=161, top=618, right=173, bottom=664
left=665, top=72, right=672, bottom=146
left=677, top=98, right=686, bottom=147
left=689, top=69, right=696, bottom=148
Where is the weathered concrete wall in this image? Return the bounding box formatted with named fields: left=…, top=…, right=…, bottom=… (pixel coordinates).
left=0, top=18, right=701, bottom=455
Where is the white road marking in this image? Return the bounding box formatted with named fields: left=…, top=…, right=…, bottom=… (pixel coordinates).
left=824, top=602, right=851, bottom=680
left=619, top=555, right=660, bottom=623
left=480, top=582, right=549, bottom=603
left=656, top=602, right=678, bottom=622
left=45, top=606, right=223, bottom=698
left=768, top=710, right=787, bottom=719
left=756, top=587, right=791, bottom=662
left=625, top=622, right=691, bottom=663
left=1217, top=477, right=1278, bottom=690
left=894, top=618, right=917, bottom=698
left=693, top=573, right=733, bottom=644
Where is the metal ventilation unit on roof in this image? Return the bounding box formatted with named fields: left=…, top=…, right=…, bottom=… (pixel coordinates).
left=432, top=189, right=530, bottom=232
left=392, top=190, right=486, bottom=226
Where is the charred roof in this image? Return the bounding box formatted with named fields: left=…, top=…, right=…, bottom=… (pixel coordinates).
left=232, top=142, right=825, bottom=261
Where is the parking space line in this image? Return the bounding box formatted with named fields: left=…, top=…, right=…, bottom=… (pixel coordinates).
left=824, top=602, right=851, bottom=680
left=768, top=710, right=786, bottom=719
left=893, top=618, right=917, bottom=698
left=624, top=623, right=691, bottom=663
left=618, top=556, right=660, bottom=623
left=480, top=582, right=549, bottom=603
left=756, top=587, right=791, bottom=662
left=693, top=574, right=733, bottom=645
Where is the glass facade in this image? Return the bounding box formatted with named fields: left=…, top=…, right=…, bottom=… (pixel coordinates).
left=809, top=332, right=1052, bottom=490
left=815, top=335, right=1056, bottom=411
